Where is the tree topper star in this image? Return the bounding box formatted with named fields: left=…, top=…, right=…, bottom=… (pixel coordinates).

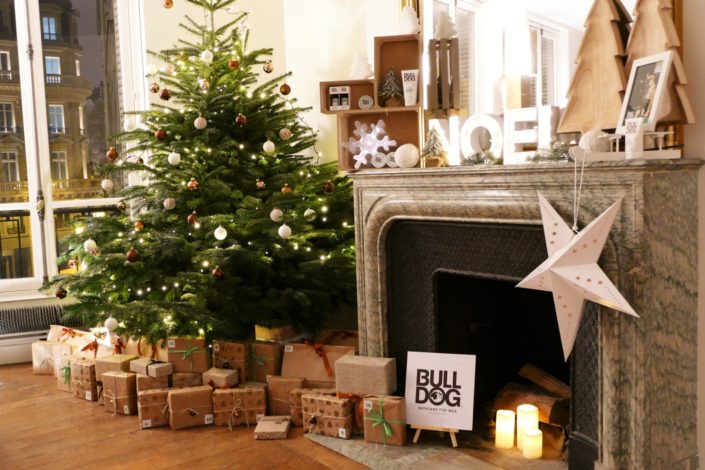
left=517, top=192, right=638, bottom=360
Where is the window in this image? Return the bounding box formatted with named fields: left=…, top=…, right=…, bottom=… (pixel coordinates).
left=0, top=51, right=11, bottom=80
left=524, top=26, right=557, bottom=108
left=75, top=59, right=80, bottom=76
left=0, top=102, right=14, bottom=132
left=78, top=105, right=84, bottom=134
left=45, top=56, right=60, bottom=75
left=0, top=152, right=18, bottom=182
left=48, top=104, right=64, bottom=133
left=50, top=151, right=67, bottom=180
left=42, top=16, right=57, bottom=40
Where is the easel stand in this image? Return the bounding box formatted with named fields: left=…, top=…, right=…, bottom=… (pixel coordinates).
left=411, top=425, right=459, bottom=448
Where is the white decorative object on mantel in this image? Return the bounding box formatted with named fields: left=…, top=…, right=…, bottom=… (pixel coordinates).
left=503, top=106, right=560, bottom=165
left=517, top=192, right=638, bottom=360
left=459, top=113, right=504, bottom=158
left=343, top=120, right=397, bottom=170
left=624, top=118, right=644, bottom=159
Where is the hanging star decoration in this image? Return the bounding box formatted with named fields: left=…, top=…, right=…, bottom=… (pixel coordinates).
left=517, top=192, right=639, bottom=360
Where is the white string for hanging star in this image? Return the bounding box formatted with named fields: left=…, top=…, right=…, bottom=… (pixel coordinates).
left=572, top=150, right=586, bottom=233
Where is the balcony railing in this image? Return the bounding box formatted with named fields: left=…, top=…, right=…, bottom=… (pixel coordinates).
left=45, top=74, right=90, bottom=89
left=49, top=126, right=65, bottom=135
left=0, top=126, right=22, bottom=136
left=0, top=70, right=17, bottom=82
left=0, top=178, right=104, bottom=202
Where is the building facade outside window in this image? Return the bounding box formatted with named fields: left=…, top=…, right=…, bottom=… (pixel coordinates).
left=47, top=104, right=63, bottom=133
left=41, top=15, right=56, bottom=40
left=0, top=152, right=18, bottom=182
left=0, top=102, right=14, bottom=132
left=50, top=151, right=67, bottom=180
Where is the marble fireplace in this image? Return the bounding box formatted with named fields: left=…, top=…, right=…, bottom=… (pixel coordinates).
left=350, top=160, right=701, bottom=469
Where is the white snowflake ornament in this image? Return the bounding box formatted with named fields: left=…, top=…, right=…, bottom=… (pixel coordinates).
left=343, top=120, right=397, bottom=169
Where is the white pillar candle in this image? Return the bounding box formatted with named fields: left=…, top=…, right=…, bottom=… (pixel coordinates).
left=522, top=428, right=543, bottom=459
left=516, top=404, right=539, bottom=449
left=495, top=409, right=515, bottom=448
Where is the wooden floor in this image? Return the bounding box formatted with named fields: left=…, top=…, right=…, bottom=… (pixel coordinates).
left=0, top=364, right=368, bottom=470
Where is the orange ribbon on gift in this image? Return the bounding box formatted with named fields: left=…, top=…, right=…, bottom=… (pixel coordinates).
left=113, top=337, right=125, bottom=354
left=81, top=339, right=99, bottom=359
left=58, top=327, right=82, bottom=341
left=336, top=392, right=364, bottom=429
left=318, top=330, right=358, bottom=345
left=304, top=340, right=333, bottom=377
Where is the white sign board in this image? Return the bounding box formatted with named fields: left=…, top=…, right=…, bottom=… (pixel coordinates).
left=404, top=351, right=476, bottom=430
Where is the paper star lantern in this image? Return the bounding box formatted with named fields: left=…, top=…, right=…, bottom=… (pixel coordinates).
left=517, top=192, right=638, bottom=360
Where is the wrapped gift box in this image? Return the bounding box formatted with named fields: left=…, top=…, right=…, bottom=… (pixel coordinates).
left=71, top=358, right=98, bottom=401
left=138, top=388, right=170, bottom=429
left=172, top=372, right=203, bottom=388
left=32, top=341, right=56, bottom=375
left=124, top=337, right=169, bottom=362
left=315, top=329, right=359, bottom=354
left=212, top=340, right=248, bottom=383
left=167, top=385, right=214, bottom=430
left=289, top=388, right=336, bottom=426
left=363, top=395, right=407, bottom=446
left=51, top=343, right=72, bottom=377
left=102, top=371, right=137, bottom=415
left=267, top=376, right=305, bottom=416
left=130, top=358, right=173, bottom=377
left=254, top=416, right=291, bottom=440
left=167, top=337, right=208, bottom=373
left=203, top=368, right=237, bottom=389
left=213, top=387, right=266, bottom=428
left=335, top=356, right=396, bottom=396
left=56, top=355, right=80, bottom=392
left=301, top=394, right=353, bottom=440
left=95, top=354, right=138, bottom=383
left=250, top=341, right=282, bottom=383
left=47, top=325, right=108, bottom=359
left=136, top=374, right=169, bottom=393
left=281, top=343, right=355, bottom=387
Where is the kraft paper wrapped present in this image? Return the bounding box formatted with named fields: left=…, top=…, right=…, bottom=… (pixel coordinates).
left=138, top=388, right=170, bottom=429
left=124, top=337, right=169, bottom=362
left=281, top=343, right=355, bottom=387
left=47, top=325, right=105, bottom=359
left=363, top=396, right=407, bottom=446
left=136, top=374, right=169, bottom=393
left=315, top=329, right=359, bottom=354
left=130, top=358, right=173, bottom=378
left=213, top=387, right=266, bottom=428
left=302, top=394, right=353, bottom=439
left=167, top=385, right=214, bottom=430
left=289, top=388, right=336, bottom=426
left=335, top=356, right=396, bottom=396
left=241, top=381, right=268, bottom=395
left=249, top=341, right=282, bottom=383
left=95, top=354, right=138, bottom=383
left=102, top=371, right=137, bottom=415
left=167, top=337, right=208, bottom=373
left=203, top=368, right=237, bottom=389
left=71, top=358, right=98, bottom=401
left=172, top=372, right=203, bottom=388
left=267, top=376, right=305, bottom=416
left=57, top=355, right=81, bottom=392
left=212, top=340, right=249, bottom=383
left=32, top=341, right=57, bottom=375
left=254, top=416, right=291, bottom=440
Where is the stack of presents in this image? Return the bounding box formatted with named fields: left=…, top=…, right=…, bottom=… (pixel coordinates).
left=31, top=326, right=406, bottom=445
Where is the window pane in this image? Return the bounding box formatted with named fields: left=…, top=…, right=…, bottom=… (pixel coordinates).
left=541, top=36, right=555, bottom=106
left=456, top=7, right=475, bottom=116
left=0, top=213, right=33, bottom=279
left=54, top=209, right=114, bottom=273
left=41, top=0, right=121, bottom=201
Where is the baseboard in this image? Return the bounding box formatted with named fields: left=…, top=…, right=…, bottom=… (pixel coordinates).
left=0, top=332, right=46, bottom=365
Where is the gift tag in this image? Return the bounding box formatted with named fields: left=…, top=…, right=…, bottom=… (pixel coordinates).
left=338, top=428, right=347, bottom=439
left=256, top=413, right=265, bottom=422
left=284, top=345, right=294, bottom=353
left=364, top=400, right=373, bottom=411
left=142, top=419, right=152, bottom=429
left=213, top=343, right=220, bottom=352
left=167, top=339, right=176, bottom=348
left=371, top=153, right=387, bottom=168
left=123, top=405, right=130, bottom=415
left=85, top=391, right=92, bottom=401
left=204, top=414, right=214, bottom=425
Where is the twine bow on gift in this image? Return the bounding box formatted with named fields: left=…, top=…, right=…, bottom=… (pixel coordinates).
left=228, top=398, right=250, bottom=430
left=81, top=340, right=99, bottom=359
left=364, top=397, right=405, bottom=445
left=304, top=340, right=333, bottom=377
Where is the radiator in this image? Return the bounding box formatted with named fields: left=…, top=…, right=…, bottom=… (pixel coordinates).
left=0, top=302, right=65, bottom=365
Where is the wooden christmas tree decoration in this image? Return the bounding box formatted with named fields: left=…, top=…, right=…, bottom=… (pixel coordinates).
left=625, top=0, right=694, bottom=124
left=558, top=0, right=629, bottom=133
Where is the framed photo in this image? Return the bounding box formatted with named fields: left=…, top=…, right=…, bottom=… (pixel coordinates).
left=617, top=51, right=673, bottom=133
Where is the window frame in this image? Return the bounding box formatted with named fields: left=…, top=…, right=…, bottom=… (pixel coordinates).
left=41, top=15, right=56, bottom=41
left=44, top=55, right=60, bottom=75
left=0, top=102, right=15, bottom=132
left=47, top=104, right=64, bottom=134
left=50, top=150, right=67, bottom=180
left=0, top=151, right=19, bottom=182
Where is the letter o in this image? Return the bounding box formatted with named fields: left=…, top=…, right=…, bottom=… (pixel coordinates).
left=460, top=113, right=504, bottom=158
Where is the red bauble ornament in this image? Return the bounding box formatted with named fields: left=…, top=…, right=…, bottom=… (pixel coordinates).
left=55, top=288, right=67, bottom=299
left=280, top=83, right=291, bottom=95
left=134, top=220, right=145, bottom=231
left=235, top=113, right=247, bottom=127
left=126, top=248, right=140, bottom=263
left=256, top=179, right=266, bottom=190
left=154, top=129, right=167, bottom=140
left=149, top=82, right=160, bottom=93
left=323, top=181, right=336, bottom=194
left=159, top=89, right=171, bottom=101
left=212, top=266, right=225, bottom=280
left=105, top=146, right=118, bottom=161
left=281, top=183, right=293, bottom=194
left=187, top=178, right=199, bottom=191
left=187, top=211, right=199, bottom=225
left=163, top=0, right=173, bottom=8
left=228, top=59, right=240, bottom=70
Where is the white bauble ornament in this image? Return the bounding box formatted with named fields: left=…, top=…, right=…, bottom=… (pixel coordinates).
left=123, top=116, right=137, bottom=132
left=105, top=316, right=118, bottom=332
left=160, top=63, right=175, bottom=75
left=167, top=151, right=181, bottom=165
left=214, top=225, right=228, bottom=241
left=101, top=179, right=114, bottom=192
left=270, top=208, right=283, bottom=223
left=83, top=238, right=98, bottom=254
left=279, top=128, right=292, bottom=140
left=194, top=115, right=208, bottom=130
left=278, top=224, right=292, bottom=239
left=263, top=140, right=275, bottom=154
left=163, top=197, right=176, bottom=210
left=395, top=143, right=420, bottom=168
left=146, top=64, right=158, bottom=75
left=200, top=50, right=214, bottom=63
left=304, top=208, right=316, bottom=221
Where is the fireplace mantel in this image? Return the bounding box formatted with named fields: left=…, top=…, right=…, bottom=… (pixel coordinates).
left=350, top=159, right=702, bottom=470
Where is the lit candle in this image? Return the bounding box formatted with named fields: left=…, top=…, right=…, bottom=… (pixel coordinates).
left=522, top=428, right=543, bottom=459
left=516, top=404, right=539, bottom=449
left=495, top=409, right=515, bottom=448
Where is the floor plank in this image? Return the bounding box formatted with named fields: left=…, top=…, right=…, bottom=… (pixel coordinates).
left=0, top=364, right=367, bottom=470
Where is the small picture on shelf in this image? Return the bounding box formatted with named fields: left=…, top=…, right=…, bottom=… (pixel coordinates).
left=329, top=86, right=351, bottom=111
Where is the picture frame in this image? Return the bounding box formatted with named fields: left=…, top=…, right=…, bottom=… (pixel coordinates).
left=616, top=50, right=673, bottom=134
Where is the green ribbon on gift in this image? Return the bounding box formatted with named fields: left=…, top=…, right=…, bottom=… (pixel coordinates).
left=249, top=353, right=275, bottom=379
left=181, top=346, right=198, bottom=361
left=61, top=362, right=72, bottom=391
left=364, top=396, right=405, bottom=445
left=170, top=339, right=205, bottom=372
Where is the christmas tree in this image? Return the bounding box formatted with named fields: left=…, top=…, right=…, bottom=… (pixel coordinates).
left=421, top=126, right=448, bottom=159
left=45, top=0, right=357, bottom=343
left=378, top=69, right=403, bottom=107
